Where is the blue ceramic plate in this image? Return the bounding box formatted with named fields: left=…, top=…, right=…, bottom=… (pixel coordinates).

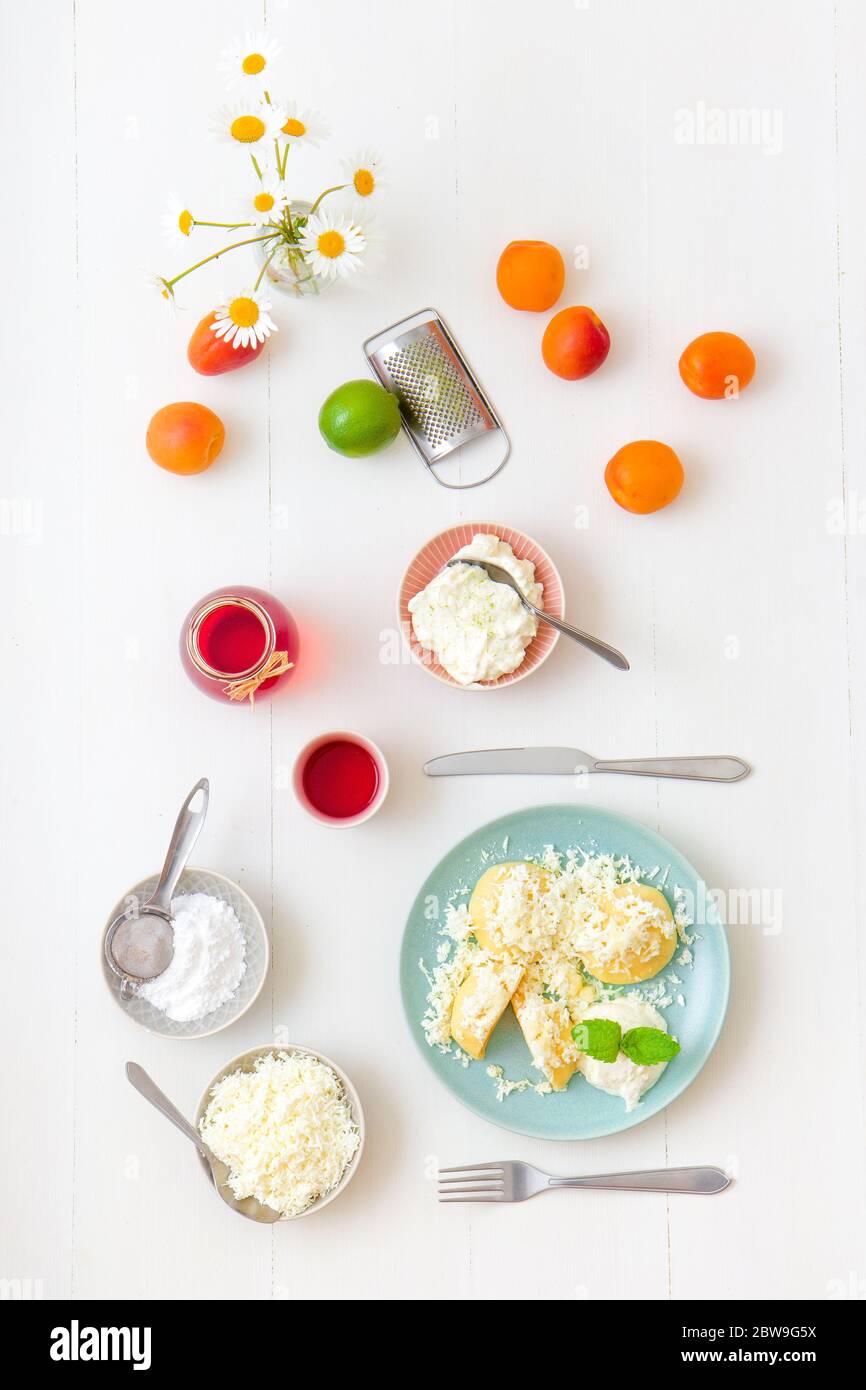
left=400, top=804, right=729, bottom=1140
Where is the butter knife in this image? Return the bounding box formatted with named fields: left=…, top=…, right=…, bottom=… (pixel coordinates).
left=423, top=748, right=751, bottom=782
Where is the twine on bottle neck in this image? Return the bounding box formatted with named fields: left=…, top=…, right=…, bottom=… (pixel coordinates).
left=223, top=651, right=293, bottom=707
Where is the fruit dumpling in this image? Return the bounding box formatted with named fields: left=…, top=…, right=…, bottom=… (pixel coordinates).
left=564, top=882, right=677, bottom=985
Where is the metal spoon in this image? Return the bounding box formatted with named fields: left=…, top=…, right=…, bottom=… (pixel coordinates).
left=125, top=1062, right=281, bottom=1224
left=447, top=558, right=629, bottom=671
left=104, top=778, right=209, bottom=998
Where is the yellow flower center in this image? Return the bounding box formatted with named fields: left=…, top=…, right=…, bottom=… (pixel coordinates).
left=253, top=192, right=275, bottom=212
left=316, top=230, right=346, bottom=259
left=230, top=114, right=266, bottom=144
left=178, top=209, right=193, bottom=235
left=241, top=52, right=266, bottom=75
left=353, top=168, right=375, bottom=197
left=282, top=117, right=306, bottom=137
left=228, top=296, right=260, bottom=328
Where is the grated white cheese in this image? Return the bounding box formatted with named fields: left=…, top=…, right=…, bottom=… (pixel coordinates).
left=199, top=1051, right=360, bottom=1217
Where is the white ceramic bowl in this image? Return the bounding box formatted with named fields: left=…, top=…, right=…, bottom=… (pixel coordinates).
left=195, top=1044, right=365, bottom=1221
left=101, top=867, right=269, bottom=1040
left=397, top=521, right=565, bottom=690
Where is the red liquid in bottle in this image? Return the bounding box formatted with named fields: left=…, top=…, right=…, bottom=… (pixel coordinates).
left=302, top=740, right=380, bottom=819
left=197, top=602, right=268, bottom=675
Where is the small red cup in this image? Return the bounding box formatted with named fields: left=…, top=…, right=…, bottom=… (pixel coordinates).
left=293, top=731, right=389, bottom=827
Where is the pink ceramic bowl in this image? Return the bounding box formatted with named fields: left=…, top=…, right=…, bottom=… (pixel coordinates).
left=397, top=522, right=565, bottom=691
left=293, top=730, right=389, bottom=827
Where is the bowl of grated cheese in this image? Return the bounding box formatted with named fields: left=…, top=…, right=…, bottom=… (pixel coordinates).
left=194, top=1045, right=365, bottom=1220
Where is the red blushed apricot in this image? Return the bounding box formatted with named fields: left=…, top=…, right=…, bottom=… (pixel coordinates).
left=679, top=331, right=756, bottom=399
left=605, top=440, right=684, bottom=514
left=187, top=312, right=266, bottom=376
left=146, top=402, right=225, bottom=475
left=542, top=307, right=610, bottom=380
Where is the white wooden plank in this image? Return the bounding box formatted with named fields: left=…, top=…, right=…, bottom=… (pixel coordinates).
left=0, top=0, right=78, bottom=1302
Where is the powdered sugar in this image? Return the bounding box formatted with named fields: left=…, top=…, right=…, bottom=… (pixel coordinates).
left=138, top=892, right=246, bottom=1022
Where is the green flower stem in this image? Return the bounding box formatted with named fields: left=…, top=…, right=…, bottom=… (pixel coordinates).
left=254, top=242, right=281, bottom=292
left=250, top=154, right=263, bottom=180
left=308, top=183, right=348, bottom=215
left=166, top=233, right=280, bottom=288
left=193, top=220, right=252, bottom=230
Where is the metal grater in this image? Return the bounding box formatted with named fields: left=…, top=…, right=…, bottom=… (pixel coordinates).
left=363, top=308, right=510, bottom=489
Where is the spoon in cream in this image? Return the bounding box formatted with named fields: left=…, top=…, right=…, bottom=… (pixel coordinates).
left=446, top=558, right=630, bottom=671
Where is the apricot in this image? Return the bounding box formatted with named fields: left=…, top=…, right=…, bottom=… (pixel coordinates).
left=679, top=331, right=755, bottom=399
left=542, top=306, right=610, bottom=380
left=496, top=240, right=565, bottom=311
left=605, top=440, right=683, bottom=514
left=187, top=311, right=266, bottom=376
left=146, top=402, right=225, bottom=475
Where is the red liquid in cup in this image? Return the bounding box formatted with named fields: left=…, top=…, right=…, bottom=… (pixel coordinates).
left=197, top=602, right=268, bottom=675
left=302, top=740, right=380, bottom=819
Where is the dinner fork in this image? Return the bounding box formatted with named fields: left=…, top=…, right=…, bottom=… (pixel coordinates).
left=438, top=1162, right=730, bottom=1202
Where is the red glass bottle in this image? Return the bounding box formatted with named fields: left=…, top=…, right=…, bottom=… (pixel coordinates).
left=180, top=585, right=298, bottom=705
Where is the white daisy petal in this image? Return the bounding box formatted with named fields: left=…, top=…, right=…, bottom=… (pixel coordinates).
left=208, top=288, right=278, bottom=349
left=273, top=100, right=329, bottom=147
left=340, top=147, right=386, bottom=199
left=211, top=99, right=285, bottom=150
left=219, top=32, right=282, bottom=90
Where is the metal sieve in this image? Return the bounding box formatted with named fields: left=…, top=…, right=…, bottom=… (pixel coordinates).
left=363, top=308, right=510, bottom=489
left=104, top=779, right=209, bottom=998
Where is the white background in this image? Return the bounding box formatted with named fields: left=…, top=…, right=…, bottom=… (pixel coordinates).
left=2, top=0, right=865, bottom=1301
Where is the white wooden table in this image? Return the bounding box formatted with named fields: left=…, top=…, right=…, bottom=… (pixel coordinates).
left=3, top=0, right=865, bottom=1302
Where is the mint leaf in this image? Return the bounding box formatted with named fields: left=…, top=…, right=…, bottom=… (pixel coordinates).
left=620, top=1027, right=681, bottom=1066
left=572, top=1018, right=622, bottom=1063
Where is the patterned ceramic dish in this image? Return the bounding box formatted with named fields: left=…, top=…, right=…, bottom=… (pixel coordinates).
left=101, top=867, right=269, bottom=1040
left=194, top=1043, right=365, bottom=1221
left=397, top=522, right=565, bottom=690
left=400, top=804, right=730, bottom=1141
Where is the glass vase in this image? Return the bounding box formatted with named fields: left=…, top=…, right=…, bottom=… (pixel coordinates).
left=255, top=200, right=330, bottom=299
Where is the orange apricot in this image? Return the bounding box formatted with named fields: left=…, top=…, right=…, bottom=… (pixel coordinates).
left=146, top=402, right=225, bottom=475
left=496, top=240, right=565, bottom=311
left=605, top=440, right=683, bottom=514
left=678, top=331, right=755, bottom=399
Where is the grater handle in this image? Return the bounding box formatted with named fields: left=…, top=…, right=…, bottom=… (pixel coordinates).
left=428, top=435, right=510, bottom=489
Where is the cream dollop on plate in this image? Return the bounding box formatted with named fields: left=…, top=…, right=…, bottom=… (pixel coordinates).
left=576, top=995, right=672, bottom=1111
left=408, top=533, right=543, bottom=685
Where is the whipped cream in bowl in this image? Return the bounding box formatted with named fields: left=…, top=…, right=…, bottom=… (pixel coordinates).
left=400, top=525, right=564, bottom=690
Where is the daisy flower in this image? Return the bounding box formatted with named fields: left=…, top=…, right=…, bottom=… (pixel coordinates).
left=210, top=289, right=278, bottom=349
left=211, top=99, right=285, bottom=152
left=161, top=196, right=195, bottom=247
left=218, top=32, right=281, bottom=90
left=299, top=213, right=366, bottom=280
left=241, top=174, right=289, bottom=228
left=276, top=101, right=329, bottom=146
left=341, top=149, right=386, bottom=200
left=145, top=272, right=176, bottom=306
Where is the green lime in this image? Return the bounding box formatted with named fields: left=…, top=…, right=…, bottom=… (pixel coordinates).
left=318, top=379, right=401, bottom=458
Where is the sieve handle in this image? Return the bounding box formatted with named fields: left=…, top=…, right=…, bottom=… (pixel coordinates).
left=147, top=778, right=209, bottom=916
